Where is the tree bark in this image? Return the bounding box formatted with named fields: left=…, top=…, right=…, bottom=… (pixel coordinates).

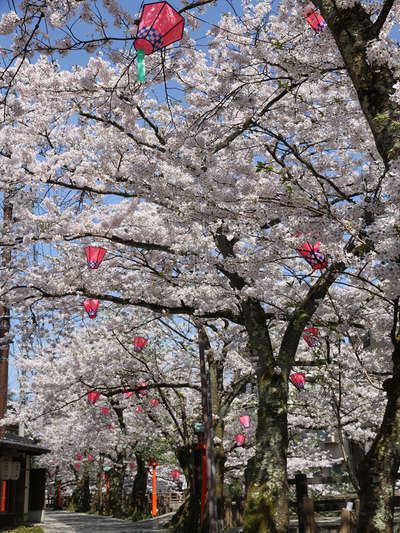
left=71, top=471, right=91, bottom=512
left=169, top=443, right=201, bottom=532
left=130, top=453, right=149, bottom=519
left=242, top=299, right=289, bottom=533
left=357, top=301, right=400, bottom=532
left=315, top=0, right=399, bottom=165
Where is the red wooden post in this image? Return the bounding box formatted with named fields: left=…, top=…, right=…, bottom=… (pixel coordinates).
left=0, top=480, right=7, bottom=512
left=105, top=473, right=109, bottom=498
left=152, top=462, right=157, bottom=517
left=56, top=480, right=61, bottom=509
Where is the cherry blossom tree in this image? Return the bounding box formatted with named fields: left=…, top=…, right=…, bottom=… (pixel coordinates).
left=0, top=0, right=399, bottom=530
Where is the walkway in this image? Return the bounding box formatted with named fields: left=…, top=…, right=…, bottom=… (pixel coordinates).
left=43, top=510, right=172, bottom=532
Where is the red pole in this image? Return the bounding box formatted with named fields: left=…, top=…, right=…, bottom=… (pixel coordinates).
left=57, top=480, right=61, bottom=509
left=200, top=441, right=207, bottom=523
left=151, top=463, right=157, bottom=517
left=105, top=473, right=109, bottom=498
left=0, top=480, right=6, bottom=512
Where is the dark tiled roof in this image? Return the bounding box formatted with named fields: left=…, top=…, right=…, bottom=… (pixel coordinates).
left=0, top=432, right=49, bottom=455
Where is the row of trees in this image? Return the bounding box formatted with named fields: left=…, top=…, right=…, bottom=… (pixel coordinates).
left=0, top=0, right=399, bottom=531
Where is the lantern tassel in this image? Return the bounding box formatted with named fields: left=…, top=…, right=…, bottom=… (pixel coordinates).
left=137, top=49, right=146, bottom=82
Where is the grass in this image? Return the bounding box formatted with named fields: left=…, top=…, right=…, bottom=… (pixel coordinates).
left=2, top=526, right=44, bottom=533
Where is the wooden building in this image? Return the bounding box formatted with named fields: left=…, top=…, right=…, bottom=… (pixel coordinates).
left=0, top=430, right=49, bottom=528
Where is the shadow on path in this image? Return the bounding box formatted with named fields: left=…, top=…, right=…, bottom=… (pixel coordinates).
left=43, top=510, right=172, bottom=532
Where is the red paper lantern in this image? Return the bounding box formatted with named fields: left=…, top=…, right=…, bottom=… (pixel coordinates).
left=124, top=391, right=134, bottom=399
left=150, top=398, right=159, bottom=407
left=137, top=380, right=149, bottom=397
left=75, top=452, right=83, bottom=461
left=87, top=454, right=95, bottom=463
left=298, top=242, right=328, bottom=270
left=134, top=2, right=184, bottom=55
left=302, top=2, right=327, bottom=33
left=171, top=469, right=181, bottom=480
left=87, top=390, right=101, bottom=404
left=290, top=372, right=306, bottom=390
left=73, top=463, right=81, bottom=471
left=136, top=405, right=144, bottom=413
left=239, top=415, right=250, bottom=428
left=133, top=336, right=148, bottom=352
left=100, top=407, right=110, bottom=416
left=83, top=299, right=100, bottom=319
left=235, top=433, right=246, bottom=446
left=84, top=246, right=107, bottom=269
left=303, top=327, right=319, bottom=347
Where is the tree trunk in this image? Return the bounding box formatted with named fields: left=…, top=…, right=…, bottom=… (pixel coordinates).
left=243, top=376, right=288, bottom=533
left=72, top=471, right=91, bottom=512
left=106, top=467, right=125, bottom=517
left=242, top=299, right=289, bottom=533
left=357, top=353, right=400, bottom=531
left=169, top=443, right=200, bottom=532
left=316, top=0, right=399, bottom=165
left=130, top=453, right=149, bottom=519
left=356, top=302, right=400, bottom=532
left=0, top=194, right=12, bottom=427
left=214, top=440, right=226, bottom=523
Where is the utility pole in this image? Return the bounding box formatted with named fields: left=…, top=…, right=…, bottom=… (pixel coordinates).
left=196, top=319, right=219, bottom=533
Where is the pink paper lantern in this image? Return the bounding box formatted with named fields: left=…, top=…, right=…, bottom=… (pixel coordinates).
left=239, top=415, right=250, bottom=428
left=134, top=2, right=184, bottom=56
left=75, top=452, right=83, bottom=461
left=171, top=469, right=181, bottom=480
left=73, top=463, right=81, bottom=471
left=87, top=454, right=95, bottom=463
left=124, top=391, right=134, bottom=399
left=100, top=407, right=111, bottom=416
left=83, top=299, right=100, bottom=319
left=298, top=241, right=328, bottom=270
left=84, top=246, right=107, bottom=269
left=136, top=405, right=144, bottom=413
left=150, top=398, right=159, bottom=407
left=87, top=390, right=101, bottom=404
left=303, top=327, right=319, bottom=347
left=235, top=433, right=246, bottom=446
left=303, top=2, right=327, bottom=33
left=290, top=372, right=306, bottom=390
left=133, top=336, right=148, bottom=352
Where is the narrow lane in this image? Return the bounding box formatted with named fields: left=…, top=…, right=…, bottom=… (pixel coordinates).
left=43, top=510, right=172, bottom=532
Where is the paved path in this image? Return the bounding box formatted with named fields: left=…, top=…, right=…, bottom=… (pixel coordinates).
left=43, top=511, right=172, bottom=532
